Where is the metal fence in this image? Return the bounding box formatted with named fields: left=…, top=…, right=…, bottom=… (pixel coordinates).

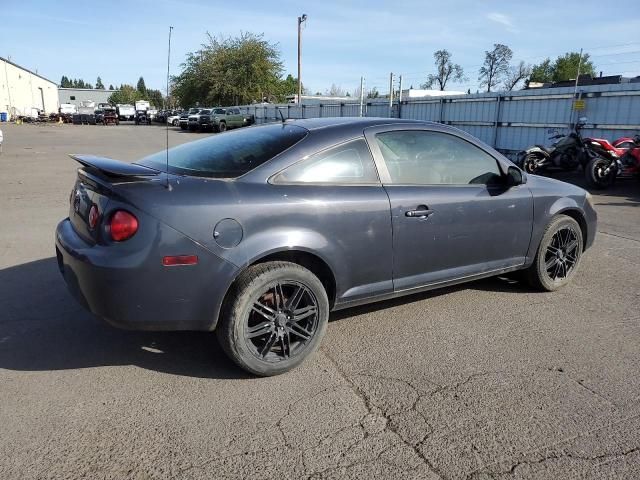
left=239, top=83, right=640, bottom=158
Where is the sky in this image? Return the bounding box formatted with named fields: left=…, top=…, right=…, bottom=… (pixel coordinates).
left=3, top=0, right=640, bottom=96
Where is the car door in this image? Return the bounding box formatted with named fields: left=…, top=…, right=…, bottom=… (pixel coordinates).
left=226, top=108, right=241, bottom=127
left=269, top=137, right=394, bottom=304
left=364, top=125, right=533, bottom=292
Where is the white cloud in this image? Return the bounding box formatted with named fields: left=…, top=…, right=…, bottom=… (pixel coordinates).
left=487, top=12, right=517, bottom=33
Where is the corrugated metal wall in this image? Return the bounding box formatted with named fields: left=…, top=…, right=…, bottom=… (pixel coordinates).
left=239, top=83, right=640, bottom=157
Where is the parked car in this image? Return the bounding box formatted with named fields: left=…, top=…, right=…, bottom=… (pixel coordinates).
left=134, top=110, right=151, bottom=125
left=179, top=108, right=200, bottom=130
left=55, top=118, right=597, bottom=376
left=210, top=107, right=251, bottom=132
left=188, top=108, right=212, bottom=131
left=167, top=112, right=181, bottom=126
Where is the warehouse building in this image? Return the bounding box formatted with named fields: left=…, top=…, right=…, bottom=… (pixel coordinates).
left=1, top=56, right=59, bottom=118
left=59, top=88, right=117, bottom=107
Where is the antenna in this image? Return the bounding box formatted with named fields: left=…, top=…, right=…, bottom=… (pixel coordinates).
left=278, top=107, right=285, bottom=124
left=165, top=26, right=173, bottom=189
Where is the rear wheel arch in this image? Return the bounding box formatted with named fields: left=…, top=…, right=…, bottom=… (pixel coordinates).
left=215, top=249, right=337, bottom=331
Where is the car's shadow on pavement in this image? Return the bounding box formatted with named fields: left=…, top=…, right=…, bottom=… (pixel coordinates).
left=2, top=258, right=537, bottom=378
left=0, top=257, right=251, bottom=380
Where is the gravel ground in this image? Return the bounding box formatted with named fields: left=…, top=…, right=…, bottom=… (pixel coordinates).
left=0, top=122, right=638, bottom=479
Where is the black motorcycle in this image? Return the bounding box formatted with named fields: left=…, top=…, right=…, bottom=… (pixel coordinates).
left=517, top=119, right=592, bottom=174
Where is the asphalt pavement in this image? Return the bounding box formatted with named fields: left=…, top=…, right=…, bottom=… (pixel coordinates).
left=0, top=122, right=638, bottom=479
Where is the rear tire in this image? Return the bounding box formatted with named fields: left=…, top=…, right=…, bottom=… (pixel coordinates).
left=585, top=156, right=615, bottom=189
left=217, top=261, right=329, bottom=376
left=523, top=153, right=543, bottom=174
left=525, top=216, right=583, bottom=292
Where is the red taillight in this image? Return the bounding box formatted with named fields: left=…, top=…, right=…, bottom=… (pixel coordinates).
left=162, top=255, right=198, bottom=266
left=110, top=210, right=138, bottom=241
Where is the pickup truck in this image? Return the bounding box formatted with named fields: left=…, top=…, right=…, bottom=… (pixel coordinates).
left=209, top=107, right=254, bottom=132
left=180, top=108, right=201, bottom=130
left=188, top=108, right=212, bottom=131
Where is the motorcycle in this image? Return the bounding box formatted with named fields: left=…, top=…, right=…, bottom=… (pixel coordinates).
left=517, top=118, right=592, bottom=174
left=584, top=134, right=640, bottom=189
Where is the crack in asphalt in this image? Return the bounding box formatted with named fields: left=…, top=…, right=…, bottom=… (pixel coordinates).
left=170, top=360, right=634, bottom=480
left=466, top=412, right=640, bottom=479
left=599, top=230, right=640, bottom=244
left=319, top=348, right=446, bottom=479
left=480, top=445, right=640, bottom=478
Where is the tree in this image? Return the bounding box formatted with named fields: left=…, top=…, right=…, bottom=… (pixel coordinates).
left=552, top=52, right=595, bottom=82
left=422, top=50, right=466, bottom=91
left=95, top=76, right=105, bottom=89
left=503, top=61, right=532, bottom=91
left=325, top=84, right=346, bottom=96
left=137, top=76, right=147, bottom=94
left=172, top=32, right=284, bottom=106
left=109, top=84, right=115, bottom=90
left=108, top=84, right=139, bottom=105
left=60, top=76, right=72, bottom=87
left=530, top=52, right=596, bottom=83
left=478, top=44, right=513, bottom=92
left=529, top=58, right=554, bottom=83
left=367, top=87, right=380, bottom=98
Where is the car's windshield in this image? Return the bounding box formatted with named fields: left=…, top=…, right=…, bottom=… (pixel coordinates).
left=200, top=109, right=211, bottom=114
left=213, top=108, right=226, bottom=114
left=138, top=124, right=308, bottom=178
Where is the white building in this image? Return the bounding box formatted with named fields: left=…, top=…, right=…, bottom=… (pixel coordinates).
left=400, top=88, right=466, bottom=98
left=1, top=56, right=59, bottom=118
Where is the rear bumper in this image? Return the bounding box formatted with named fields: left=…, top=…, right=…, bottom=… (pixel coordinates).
left=55, top=217, right=237, bottom=331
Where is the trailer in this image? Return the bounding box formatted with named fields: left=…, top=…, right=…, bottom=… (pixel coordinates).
left=116, top=104, right=135, bottom=121
left=72, top=101, right=96, bottom=125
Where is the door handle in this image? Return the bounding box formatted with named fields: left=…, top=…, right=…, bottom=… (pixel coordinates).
left=405, top=206, right=434, bottom=218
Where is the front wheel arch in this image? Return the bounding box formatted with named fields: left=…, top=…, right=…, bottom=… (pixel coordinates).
left=555, top=209, right=588, bottom=252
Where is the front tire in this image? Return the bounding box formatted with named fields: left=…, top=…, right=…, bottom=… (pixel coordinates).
left=217, top=261, right=329, bottom=376
left=525, top=216, right=583, bottom=292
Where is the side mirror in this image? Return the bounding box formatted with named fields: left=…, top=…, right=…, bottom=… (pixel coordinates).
left=506, top=166, right=525, bottom=186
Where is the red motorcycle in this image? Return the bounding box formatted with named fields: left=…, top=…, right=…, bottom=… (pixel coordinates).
left=584, top=134, right=640, bottom=189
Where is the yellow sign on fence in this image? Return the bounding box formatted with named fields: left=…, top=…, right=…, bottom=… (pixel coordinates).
left=573, top=100, right=586, bottom=110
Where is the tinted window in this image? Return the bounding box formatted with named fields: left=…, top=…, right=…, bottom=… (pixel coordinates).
left=139, top=124, right=307, bottom=178
left=199, top=109, right=211, bottom=114
left=213, top=108, right=226, bottom=114
left=375, top=130, right=502, bottom=185
left=273, top=138, right=379, bottom=184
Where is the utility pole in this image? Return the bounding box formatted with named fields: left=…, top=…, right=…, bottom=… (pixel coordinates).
left=398, top=75, right=403, bottom=119
left=388, top=72, right=394, bottom=118
left=297, top=14, right=307, bottom=105
left=359, top=76, right=365, bottom=117
left=571, top=47, right=583, bottom=126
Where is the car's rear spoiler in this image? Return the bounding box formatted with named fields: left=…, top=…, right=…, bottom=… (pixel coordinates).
left=70, top=154, right=160, bottom=177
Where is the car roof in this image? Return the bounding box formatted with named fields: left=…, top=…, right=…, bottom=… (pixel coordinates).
left=287, top=117, right=434, bottom=131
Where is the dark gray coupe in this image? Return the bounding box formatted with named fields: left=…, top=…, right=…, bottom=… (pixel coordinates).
left=56, top=118, right=597, bottom=375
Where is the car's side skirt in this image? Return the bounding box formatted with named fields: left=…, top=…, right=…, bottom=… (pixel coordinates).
left=332, top=263, right=524, bottom=312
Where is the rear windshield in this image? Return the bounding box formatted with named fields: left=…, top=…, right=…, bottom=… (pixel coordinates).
left=138, top=124, right=308, bottom=178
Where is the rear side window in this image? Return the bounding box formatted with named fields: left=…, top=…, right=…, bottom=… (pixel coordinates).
left=273, top=138, right=379, bottom=184
left=138, top=124, right=307, bottom=178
